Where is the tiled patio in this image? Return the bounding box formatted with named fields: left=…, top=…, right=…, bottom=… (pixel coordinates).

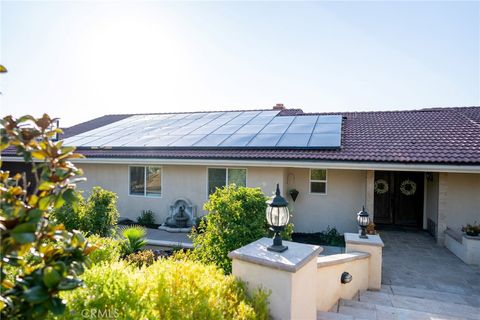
left=380, top=230, right=480, bottom=296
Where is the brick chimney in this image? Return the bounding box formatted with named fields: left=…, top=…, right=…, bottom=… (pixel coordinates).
left=273, top=103, right=285, bottom=110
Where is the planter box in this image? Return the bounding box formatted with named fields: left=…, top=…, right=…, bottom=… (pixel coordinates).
left=445, top=228, right=480, bottom=265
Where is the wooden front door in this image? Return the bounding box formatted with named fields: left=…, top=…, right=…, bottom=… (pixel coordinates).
left=374, top=171, right=424, bottom=228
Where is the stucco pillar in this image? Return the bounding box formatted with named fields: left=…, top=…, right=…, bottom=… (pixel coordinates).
left=437, top=172, right=449, bottom=245
left=229, top=238, right=322, bottom=320
left=366, top=170, right=375, bottom=219
left=344, top=233, right=384, bottom=290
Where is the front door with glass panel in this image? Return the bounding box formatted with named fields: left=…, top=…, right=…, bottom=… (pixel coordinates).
left=374, top=171, right=424, bottom=228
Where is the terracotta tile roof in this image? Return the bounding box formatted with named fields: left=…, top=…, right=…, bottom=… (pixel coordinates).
left=3, top=106, right=480, bottom=164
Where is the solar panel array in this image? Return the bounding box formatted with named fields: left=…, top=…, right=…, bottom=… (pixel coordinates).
left=63, top=111, right=342, bottom=148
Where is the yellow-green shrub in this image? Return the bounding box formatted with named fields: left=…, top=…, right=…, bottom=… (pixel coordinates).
left=86, top=235, right=122, bottom=265
left=51, top=259, right=269, bottom=320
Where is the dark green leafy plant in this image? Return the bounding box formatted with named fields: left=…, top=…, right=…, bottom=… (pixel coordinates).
left=49, top=194, right=84, bottom=232
left=191, top=185, right=268, bottom=273
left=292, top=226, right=345, bottom=247
left=136, top=210, right=156, bottom=228
left=83, top=187, right=118, bottom=237
left=120, top=226, right=147, bottom=257
left=50, top=187, right=118, bottom=237
left=0, top=114, right=95, bottom=319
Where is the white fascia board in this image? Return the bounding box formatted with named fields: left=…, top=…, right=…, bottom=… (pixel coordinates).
left=3, top=156, right=480, bottom=173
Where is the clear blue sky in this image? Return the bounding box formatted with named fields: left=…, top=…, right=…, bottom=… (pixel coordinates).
left=1, top=1, right=479, bottom=127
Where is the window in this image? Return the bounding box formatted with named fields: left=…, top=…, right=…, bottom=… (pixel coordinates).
left=129, top=166, right=162, bottom=197
left=310, top=169, right=327, bottom=194
left=208, top=168, right=246, bottom=195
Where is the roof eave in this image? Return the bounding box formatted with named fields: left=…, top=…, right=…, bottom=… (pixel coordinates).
left=2, top=156, right=480, bottom=173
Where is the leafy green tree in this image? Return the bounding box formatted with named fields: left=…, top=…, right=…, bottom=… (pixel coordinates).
left=0, top=114, right=95, bottom=319
left=51, top=187, right=118, bottom=237
left=191, top=185, right=269, bottom=273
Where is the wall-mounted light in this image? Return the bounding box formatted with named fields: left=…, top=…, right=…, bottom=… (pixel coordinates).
left=341, top=272, right=352, bottom=284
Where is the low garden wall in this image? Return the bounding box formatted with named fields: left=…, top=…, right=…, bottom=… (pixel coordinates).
left=229, top=233, right=384, bottom=319
left=316, top=252, right=370, bottom=311
left=445, top=228, right=480, bottom=265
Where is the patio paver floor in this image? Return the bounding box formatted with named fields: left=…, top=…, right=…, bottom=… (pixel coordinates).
left=380, top=230, right=480, bottom=296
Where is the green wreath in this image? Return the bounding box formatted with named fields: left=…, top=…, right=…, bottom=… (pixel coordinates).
left=374, top=179, right=389, bottom=194
left=400, top=179, right=417, bottom=196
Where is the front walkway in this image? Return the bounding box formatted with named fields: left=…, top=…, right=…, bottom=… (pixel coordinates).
left=381, top=230, right=480, bottom=296
left=145, top=228, right=193, bottom=248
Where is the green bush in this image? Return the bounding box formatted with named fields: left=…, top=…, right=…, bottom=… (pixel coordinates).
left=50, top=187, right=118, bottom=237
left=125, top=250, right=156, bottom=267
left=292, top=226, right=345, bottom=247
left=84, top=187, right=119, bottom=237
left=120, top=226, right=147, bottom=257
left=52, top=259, right=269, bottom=320
left=136, top=209, right=156, bottom=228
left=86, top=235, right=122, bottom=265
left=191, top=185, right=269, bottom=273
left=49, top=194, right=85, bottom=231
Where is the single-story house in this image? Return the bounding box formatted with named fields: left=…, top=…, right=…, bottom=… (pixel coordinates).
left=3, top=104, right=480, bottom=245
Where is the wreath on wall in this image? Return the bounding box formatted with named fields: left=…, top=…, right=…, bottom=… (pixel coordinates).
left=374, top=179, right=389, bottom=194
left=400, top=179, right=417, bottom=196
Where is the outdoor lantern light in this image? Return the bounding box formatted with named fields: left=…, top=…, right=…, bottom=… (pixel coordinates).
left=266, top=184, right=290, bottom=252
left=357, top=206, right=369, bottom=239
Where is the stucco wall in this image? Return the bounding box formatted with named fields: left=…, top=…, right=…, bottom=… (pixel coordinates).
left=286, top=168, right=367, bottom=234
left=444, top=173, right=480, bottom=231
left=426, top=172, right=439, bottom=224
left=77, top=163, right=285, bottom=223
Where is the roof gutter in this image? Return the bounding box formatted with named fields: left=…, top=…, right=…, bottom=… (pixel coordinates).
left=3, top=156, right=480, bottom=173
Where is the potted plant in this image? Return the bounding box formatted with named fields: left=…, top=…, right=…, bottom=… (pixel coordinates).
left=289, top=189, right=299, bottom=202
left=462, top=222, right=480, bottom=237
left=366, top=219, right=376, bottom=235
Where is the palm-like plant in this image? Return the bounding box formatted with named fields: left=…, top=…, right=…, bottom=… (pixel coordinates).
left=120, top=226, right=147, bottom=256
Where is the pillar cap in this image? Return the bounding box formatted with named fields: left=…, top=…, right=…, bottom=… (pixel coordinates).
left=228, top=237, right=323, bottom=272
left=344, top=233, right=384, bottom=247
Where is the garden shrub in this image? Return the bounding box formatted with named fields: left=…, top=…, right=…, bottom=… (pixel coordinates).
left=191, top=185, right=268, bottom=273
left=136, top=209, right=156, bottom=228
left=86, top=235, right=122, bottom=265
left=50, top=187, right=118, bottom=237
left=119, top=225, right=147, bottom=257
left=84, top=187, right=119, bottom=237
left=49, top=194, right=85, bottom=231
left=53, top=259, right=269, bottom=320
left=125, top=250, right=156, bottom=267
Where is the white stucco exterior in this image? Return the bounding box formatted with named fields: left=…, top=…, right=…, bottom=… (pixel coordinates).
left=77, top=163, right=286, bottom=225
left=443, top=173, right=480, bottom=232
left=62, top=162, right=480, bottom=237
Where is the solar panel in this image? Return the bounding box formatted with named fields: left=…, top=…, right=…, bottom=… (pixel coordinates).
left=308, top=133, right=341, bottom=147
left=277, top=133, right=311, bottom=147
left=261, top=123, right=288, bottom=134
left=220, top=134, right=256, bottom=147
left=65, top=112, right=342, bottom=149
left=194, top=134, right=229, bottom=146
left=213, top=124, right=242, bottom=134
left=248, top=133, right=283, bottom=147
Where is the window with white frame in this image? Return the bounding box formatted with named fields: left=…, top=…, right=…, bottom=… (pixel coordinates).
left=129, top=166, right=162, bottom=197
left=310, top=169, right=327, bottom=194
left=208, top=168, right=247, bottom=195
